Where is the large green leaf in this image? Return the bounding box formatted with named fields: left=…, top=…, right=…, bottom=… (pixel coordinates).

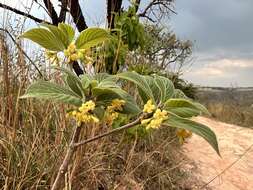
left=20, top=81, right=82, bottom=106
left=94, top=87, right=141, bottom=115
left=172, top=89, right=188, bottom=99
left=41, top=24, right=69, bottom=48
left=58, top=23, right=75, bottom=45
left=164, top=112, right=220, bottom=155
left=20, top=28, right=65, bottom=51
left=95, top=73, right=118, bottom=88
left=80, top=74, right=92, bottom=89
left=54, top=67, right=85, bottom=98
left=138, top=76, right=160, bottom=104
left=154, top=75, right=174, bottom=103
left=75, top=28, right=110, bottom=49
left=164, top=98, right=210, bottom=118
left=117, top=71, right=154, bottom=102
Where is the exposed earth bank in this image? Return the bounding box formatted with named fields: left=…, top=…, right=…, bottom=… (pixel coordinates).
left=182, top=117, right=253, bottom=190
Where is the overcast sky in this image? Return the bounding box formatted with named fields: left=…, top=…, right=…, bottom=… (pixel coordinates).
left=1, top=0, right=252, bottom=87
left=170, top=0, right=253, bottom=87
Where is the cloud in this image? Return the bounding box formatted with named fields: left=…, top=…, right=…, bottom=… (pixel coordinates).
left=170, top=0, right=253, bottom=86
left=183, top=58, right=253, bottom=87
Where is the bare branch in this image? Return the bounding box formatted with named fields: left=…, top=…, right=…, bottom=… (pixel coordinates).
left=43, top=0, right=59, bottom=25
left=73, top=117, right=142, bottom=148
left=51, top=125, right=82, bottom=190
left=58, top=0, right=68, bottom=23
left=0, top=2, right=48, bottom=23
left=138, top=0, right=176, bottom=22
left=106, top=0, right=123, bottom=29
left=68, top=0, right=88, bottom=31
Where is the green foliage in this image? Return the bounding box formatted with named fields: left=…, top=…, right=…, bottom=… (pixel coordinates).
left=75, top=28, right=110, bottom=49
left=164, top=112, right=220, bottom=155
left=114, top=6, right=145, bottom=51
left=117, top=71, right=154, bottom=102
left=21, top=23, right=110, bottom=59
left=21, top=28, right=66, bottom=51
left=20, top=24, right=219, bottom=155
left=20, top=81, right=83, bottom=106
left=164, top=99, right=209, bottom=118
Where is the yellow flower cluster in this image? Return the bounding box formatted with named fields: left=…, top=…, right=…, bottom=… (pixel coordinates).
left=64, top=43, right=94, bottom=64
left=67, top=100, right=99, bottom=126
left=45, top=50, right=60, bottom=64
left=143, top=99, right=156, bottom=113
left=176, top=129, right=192, bottom=144
left=141, top=100, right=168, bottom=130
left=141, top=109, right=168, bottom=130
left=64, top=42, right=80, bottom=62
left=104, top=99, right=125, bottom=126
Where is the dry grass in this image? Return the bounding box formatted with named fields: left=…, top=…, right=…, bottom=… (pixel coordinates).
left=197, top=89, right=253, bottom=128
left=0, top=24, right=187, bottom=190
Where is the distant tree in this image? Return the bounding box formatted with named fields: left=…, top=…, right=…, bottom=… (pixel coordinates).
left=128, top=24, right=192, bottom=73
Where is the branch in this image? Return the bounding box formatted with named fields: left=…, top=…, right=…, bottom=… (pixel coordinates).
left=58, top=0, right=68, bottom=23
left=0, top=2, right=49, bottom=23
left=73, top=117, right=142, bottom=148
left=134, top=0, right=141, bottom=13
left=43, top=0, right=59, bottom=25
left=68, top=0, right=88, bottom=31
left=138, top=0, right=176, bottom=20
left=51, top=125, right=82, bottom=190
left=106, top=0, right=123, bottom=29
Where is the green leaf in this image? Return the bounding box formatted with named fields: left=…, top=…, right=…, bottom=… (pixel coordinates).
left=80, top=74, right=92, bottom=89
left=95, top=73, right=118, bottom=88
left=164, top=98, right=210, bottom=118
left=41, top=24, right=69, bottom=48
left=154, top=75, right=174, bottom=103
left=20, top=28, right=65, bottom=51
left=117, top=71, right=154, bottom=102
left=138, top=76, right=160, bottom=104
left=75, top=28, right=110, bottom=49
left=164, top=112, right=220, bottom=155
left=58, top=23, right=75, bottom=45
left=94, top=87, right=141, bottom=115
left=20, top=81, right=82, bottom=106
left=166, top=107, right=201, bottom=118
left=173, top=89, right=188, bottom=99
left=54, top=67, right=85, bottom=98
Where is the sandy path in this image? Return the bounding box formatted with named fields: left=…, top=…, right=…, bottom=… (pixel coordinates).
left=182, top=117, right=253, bottom=190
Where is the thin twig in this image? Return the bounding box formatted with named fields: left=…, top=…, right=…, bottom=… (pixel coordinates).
left=51, top=125, right=82, bottom=190
left=0, top=2, right=49, bottom=23
left=73, top=117, right=142, bottom=148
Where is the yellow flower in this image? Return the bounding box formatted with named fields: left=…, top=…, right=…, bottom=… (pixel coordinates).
left=141, top=108, right=168, bottom=130
left=67, top=100, right=99, bottom=126
left=153, top=109, right=168, bottom=120
left=104, top=99, right=125, bottom=126
left=143, top=99, right=156, bottom=113
left=69, top=53, right=78, bottom=61
left=68, top=42, right=76, bottom=53
left=64, top=42, right=80, bottom=63
left=78, top=100, right=96, bottom=113
left=176, top=129, right=192, bottom=144
left=111, top=99, right=126, bottom=111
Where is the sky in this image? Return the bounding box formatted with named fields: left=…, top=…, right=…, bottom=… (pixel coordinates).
left=1, top=0, right=252, bottom=87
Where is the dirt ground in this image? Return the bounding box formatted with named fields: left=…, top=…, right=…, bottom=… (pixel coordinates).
left=182, top=117, right=253, bottom=190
